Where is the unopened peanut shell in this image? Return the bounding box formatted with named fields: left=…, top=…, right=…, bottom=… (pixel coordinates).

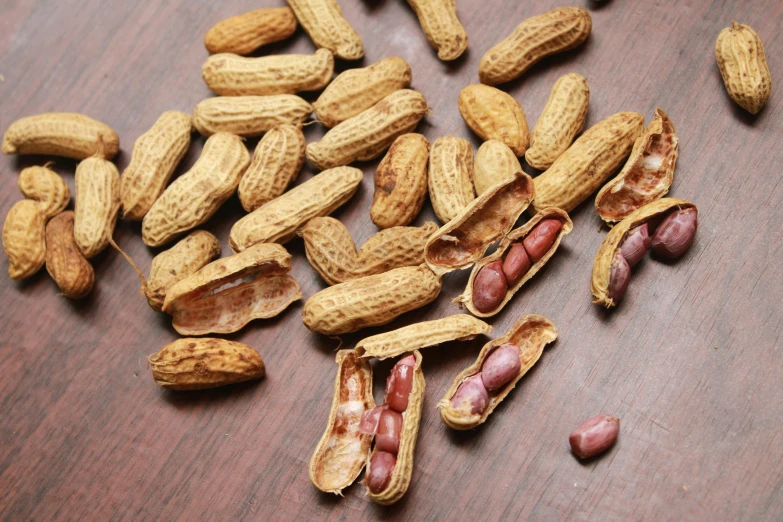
left=2, top=113, right=119, bottom=160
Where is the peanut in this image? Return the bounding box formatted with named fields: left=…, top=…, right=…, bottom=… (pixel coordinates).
left=306, top=89, right=428, bottom=171
left=355, top=314, right=491, bottom=360
left=715, top=22, right=772, bottom=114
left=427, top=136, right=475, bottom=223
left=481, top=344, right=521, bottom=391
left=608, top=253, right=631, bottom=304
left=371, top=133, right=429, bottom=229
left=204, top=7, right=297, bottom=55
left=2, top=113, right=119, bottom=160
left=532, top=112, right=644, bottom=214
left=439, top=315, right=558, bottom=430
left=457, top=85, right=529, bottom=156
left=479, top=7, right=591, bottom=85
left=202, top=48, right=334, bottom=96
left=302, top=264, right=442, bottom=336
left=374, top=411, right=402, bottom=454
left=366, top=452, right=396, bottom=495
left=144, top=230, right=221, bottom=312
left=406, top=0, right=468, bottom=61
left=143, top=133, right=250, bottom=247
left=238, top=124, right=306, bottom=212
left=148, top=338, right=265, bottom=390
left=314, top=57, right=412, bottom=128
left=501, top=244, right=530, bottom=287
left=651, top=208, right=698, bottom=259
left=299, top=217, right=437, bottom=285
left=310, top=350, right=375, bottom=495
left=471, top=260, right=507, bottom=314
left=522, top=219, right=562, bottom=263
left=569, top=414, right=620, bottom=459
left=525, top=73, right=590, bottom=170
left=73, top=156, right=121, bottom=258
left=45, top=211, right=94, bottom=299
left=230, top=166, right=362, bottom=251
left=384, top=356, right=416, bottom=413
left=619, top=224, right=650, bottom=267
left=2, top=200, right=47, bottom=279
left=120, top=111, right=193, bottom=221
left=473, top=140, right=521, bottom=196
left=18, top=164, right=70, bottom=219
left=286, top=0, right=364, bottom=60
left=192, top=95, right=312, bottom=137
left=595, top=109, right=679, bottom=223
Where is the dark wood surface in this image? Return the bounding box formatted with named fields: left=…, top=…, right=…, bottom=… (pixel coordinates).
left=1, top=0, right=782, bottom=520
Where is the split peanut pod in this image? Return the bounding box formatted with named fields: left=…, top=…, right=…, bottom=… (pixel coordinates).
left=204, top=7, right=297, bottom=55
left=302, top=264, right=442, bottom=336
left=371, top=133, right=429, bottom=229
left=192, top=95, right=312, bottom=137
left=473, top=140, right=521, bottom=196
left=144, top=230, right=221, bottom=312
left=142, top=133, right=250, bottom=247
left=45, top=211, right=94, bottom=299
left=591, top=198, right=697, bottom=308
left=238, top=124, right=306, bottom=212
left=595, top=109, right=679, bottom=223
left=162, top=243, right=301, bottom=335
left=355, top=314, right=491, bottom=360
left=478, top=7, right=591, bottom=85
left=299, top=217, right=437, bottom=285
left=455, top=208, right=573, bottom=317
left=3, top=200, right=47, bottom=280
left=439, top=314, right=557, bottom=430
left=202, top=48, right=334, bottom=96
left=525, top=73, right=590, bottom=170
left=313, top=57, right=412, bottom=128
left=309, top=350, right=375, bottom=494
left=74, top=156, right=121, bottom=259
left=286, top=0, right=364, bottom=60
left=406, top=0, right=468, bottom=61
left=306, top=89, right=428, bottom=171
left=428, top=136, right=475, bottom=224
left=2, top=112, right=119, bottom=160
left=425, top=171, right=535, bottom=276
left=532, top=112, right=644, bottom=213
left=458, top=85, right=529, bottom=156
left=120, top=111, right=193, bottom=221
left=230, top=166, right=362, bottom=251
left=715, top=22, right=772, bottom=115
left=18, top=165, right=71, bottom=219
left=149, top=338, right=265, bottom=390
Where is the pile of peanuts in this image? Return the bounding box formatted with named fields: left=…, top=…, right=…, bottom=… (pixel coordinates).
left=2, top=0, right=768, bottom=507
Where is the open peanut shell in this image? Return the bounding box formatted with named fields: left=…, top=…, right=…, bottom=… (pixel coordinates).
left=455, top=208, right=573, bottom=317
left=595, top=109, right=679, bottom=223
left=424, top=171, right=535, bottom=276
left=309, top=350, right=375, bottom=495
left=366, top=350, right=425, bottom=505
left=162, top=243, right=302, bottom=335
left=592, top=197, right=696, bottom=308
left=438, top=315, right=557, bottom=430
left=355, top=314, right=492, bottom=360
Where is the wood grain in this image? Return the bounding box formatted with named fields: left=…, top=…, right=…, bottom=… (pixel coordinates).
left=1, top=0, right=782, bottom=520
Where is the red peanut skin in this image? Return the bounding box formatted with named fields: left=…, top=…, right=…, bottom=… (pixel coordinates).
left=651, top=208, right=697, bottom=259
left=385, top=358, right=414, bottom=412
left=481, top=344, right=521, bottom=391
left=366, top=451, right=397, bottom=493
left=608, top=253, right=631, bottom=303
left=522, top=219, right=562, bottom=263
left=502, top=243, right=531, bottom=286
left=450, top=374, right=489, bottom=415
left=472, top=260, right=508, bottom=313
left=620, top=223, right=651, bottom=267
left=375, top=409, right=403, bottom=454
left=569, top=414, right=620, bottom=459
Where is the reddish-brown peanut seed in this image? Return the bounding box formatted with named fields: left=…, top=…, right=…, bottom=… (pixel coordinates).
left=651, top=208, right=698, bottom=259
left=450, top=374, right=489, bottom=415
left=385, top=358, right=415, bottom=413
left=472, top=260, right=508, bottom=313
left=620, top=223, right=651, bottom=267
left=569, top=414, right=620, bottom=459
left=481, top=344, right=521, bottom=391
left=367, top=451, right=396, bottom=494
left=375, top=409, right=403, bottom=454
left=522, top=219, right=562, bottom=263
left=608, top=253, right=631, bottom=304
left=501, top=243, right=531, bottom=286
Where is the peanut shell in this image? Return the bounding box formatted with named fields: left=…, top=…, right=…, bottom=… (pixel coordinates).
left=406, top=0, right=468, bottom=61
left=192, top=95, right=312, bottom=137
left=18, top=164, right=70, bottom=219
left=74, top=156, right=121, bottom=259
left=286, top=0, right=364, bottom=60
left=457, top=85, right=529, bottom=156
left=473, top=140, right=522, bottom=196
left=204, top=7, right=297, bottom=55
left=2, top=200, right=47, bottom=279
left=715, top=22, right=772, bottom=114
left=2, top=112, right=119, bottom=160
left=439, top=314, right=557, bottom=430
left=428, top=136, right=475, bottom=223
left=45, top=211, right=94, bottom=299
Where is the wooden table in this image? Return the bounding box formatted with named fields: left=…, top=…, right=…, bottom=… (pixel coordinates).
left=1, top=1, right=781, bottom=520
